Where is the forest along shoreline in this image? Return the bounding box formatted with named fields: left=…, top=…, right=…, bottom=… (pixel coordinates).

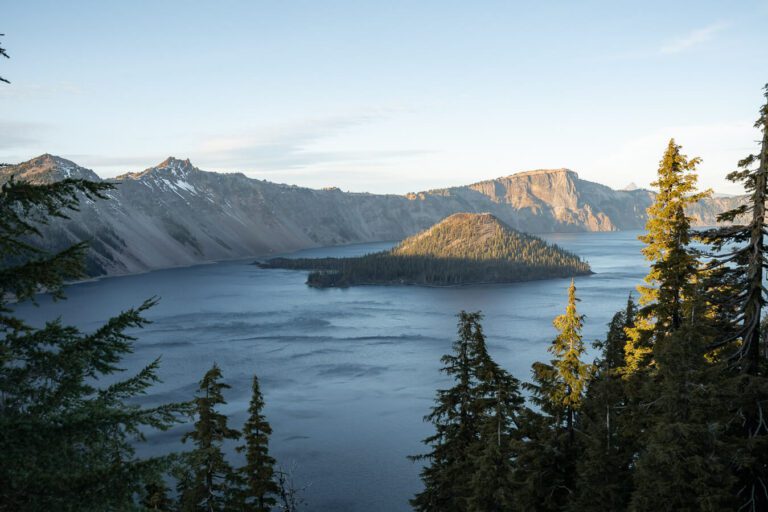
left=256, top=213, right=592, bottom=287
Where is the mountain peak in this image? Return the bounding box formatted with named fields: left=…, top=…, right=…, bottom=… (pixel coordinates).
left=157, top=156, right=192, bottom=168
left=393, top=212, right=521, bottom=258
left=154, top=156, right=196, bottom=174
left=0, top=154, right=101, bottom=183
left=390, top=211, right=590, bottom=273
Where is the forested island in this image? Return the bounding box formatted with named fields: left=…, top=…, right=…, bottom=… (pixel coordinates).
left=256, top=213, right=592, bottom=287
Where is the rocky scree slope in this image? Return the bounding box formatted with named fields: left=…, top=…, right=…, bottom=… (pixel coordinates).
left=0, top=154, right=743, bottom=277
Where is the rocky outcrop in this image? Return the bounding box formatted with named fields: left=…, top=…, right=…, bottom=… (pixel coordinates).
left=1, top=155, right=744, bottom=277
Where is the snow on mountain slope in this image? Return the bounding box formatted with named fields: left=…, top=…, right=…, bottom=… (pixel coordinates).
left=0, top=155, right=743, bottom=277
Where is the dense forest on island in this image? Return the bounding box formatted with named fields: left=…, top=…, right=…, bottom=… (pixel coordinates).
left=257, top=213, right=592, bottom=287
left=1, top=75, right=768, bottom=511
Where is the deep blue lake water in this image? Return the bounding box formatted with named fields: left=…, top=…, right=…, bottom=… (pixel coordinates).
left=16, top=230, right=648, bottom=512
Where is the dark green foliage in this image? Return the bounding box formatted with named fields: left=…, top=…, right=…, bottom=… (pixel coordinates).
left=258, top=213, right=590, bottom=287
left=142, top=481, right=175, bottom=511
left=702, top=85, right=768, bottom=511
left=0, top=177, right=189, bottom=512
left=411, top=311, right=524, bottom=512
left=0, top=177, right=112, bottom=310
left=629, top=325, right=734, bottom=511
left=703, top=85, right=768, bottom=371
left=571, top=297, right=637, bottom=511
left=232, top=376, right=279, bottom=512
left=511, top=407, right=574, bottom=512
left=468, top=350, right=523, bottom=512
left=178, top=363, right=241, bottom=512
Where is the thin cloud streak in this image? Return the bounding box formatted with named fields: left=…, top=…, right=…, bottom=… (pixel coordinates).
left=72, top=112, right=431, bottom=179
left=194, top=114, right=430, bottom=172
left=660, top=22, right=730, bottom=54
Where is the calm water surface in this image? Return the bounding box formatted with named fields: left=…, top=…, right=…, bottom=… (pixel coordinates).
left=17, top=230, right=648, bottom=512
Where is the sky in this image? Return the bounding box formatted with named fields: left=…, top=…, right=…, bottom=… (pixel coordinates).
left=2, top=0, right=767, bottom=194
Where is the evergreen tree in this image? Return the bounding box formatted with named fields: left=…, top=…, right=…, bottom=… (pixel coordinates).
left=705, top=84, right=768, bottom=371
left=629, top=323, right=734, bottom=511
left=625, top=139, right=709, bottom=374
left=571, top=296, right=637, bottom=511
left=179, top=363, right=241, bottom=512
left=410, top=311, right=485, bottom=512
left=514, top=280, right=591, bottom=511
left=0, top=177, right=188, bottom=511
left=233, top=375, right=279, bottom=512
left=551, top=279, right=591, bottom=443
left=411, top=311, right=523, bottom=512
left=141, top=481, right=175, bottom=511
left=467, top=352, right=523, bottom=512
left=703, top=84, right=768, bottom=510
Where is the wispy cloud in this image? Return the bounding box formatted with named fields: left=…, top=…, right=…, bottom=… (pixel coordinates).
left=0, top=121, right=49, bottom=150
left=193, top=113, right=429, bottom=172
left=73, top=111, right=431, bottom=183
left=660, top=22, right=730, bottom=54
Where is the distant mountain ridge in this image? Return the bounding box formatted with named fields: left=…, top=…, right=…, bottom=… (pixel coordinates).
left=0, top=154, right=744, bottom=277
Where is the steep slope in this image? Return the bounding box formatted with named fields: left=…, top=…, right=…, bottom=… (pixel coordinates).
left=0, top=155, right=744, bottom=277
left=259, top=213, right=591, bottom=286
left=390, top=212, right=587, bottom=267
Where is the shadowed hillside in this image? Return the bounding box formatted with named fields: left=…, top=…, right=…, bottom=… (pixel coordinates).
left=258, top=213, right=592, bottom=287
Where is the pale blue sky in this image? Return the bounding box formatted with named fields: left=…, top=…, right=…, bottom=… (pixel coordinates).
left=2, top=1, right=767, bottom=193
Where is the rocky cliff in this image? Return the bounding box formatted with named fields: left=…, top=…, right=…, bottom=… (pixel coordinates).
left=0, top=154, right=744, bottom=277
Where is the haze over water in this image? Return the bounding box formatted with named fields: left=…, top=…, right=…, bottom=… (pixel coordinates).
left=16, top=230, right=648, bottom=512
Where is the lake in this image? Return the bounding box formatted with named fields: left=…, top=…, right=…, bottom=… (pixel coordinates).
left=15, top=230, right=648, bottom=512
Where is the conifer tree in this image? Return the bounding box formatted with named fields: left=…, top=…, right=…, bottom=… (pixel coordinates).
left=629, top=322, right=734, bottom=511
left=624, top=139, right=710, bottom=373
left=411, top=311, right=522, bottom=512
left=514, top=280, right=591, bottom=511
left=142, top=481, right=175, bottom=511
left=179, top=363, right=241, bottom=512
left=704, top=84, right=768, bottom=372
left=467, top=354, right=523, bottom=512
left=571, top=296, right=637, bottom=511
left=233, top=375, right=279, bottom=512
left=703, top=85, right=768, bottom=511
left=0, top=177, right=189, bottom=511
left=410, top=311, right=485, bottom=512
left=548, top=279, right=591, bottom=442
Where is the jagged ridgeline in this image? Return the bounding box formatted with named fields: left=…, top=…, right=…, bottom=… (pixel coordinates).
left=257, top=213, right=592, bottom=287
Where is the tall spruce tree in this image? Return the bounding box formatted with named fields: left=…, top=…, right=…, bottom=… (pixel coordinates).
left=514, top=280, right=591, bottom=511
left=539, top=279, right=591, bottom=443
left=411, top=311, right=523, bottom=512
left=410, top=311, right=485, bottom=512
left=625, top=139, right=710, bottom=374
left=467, top=352, right=523, bottom=512
left=0, top=177, right=188, bottom=511
left=704, top=84, right=768, bottom=371
left=703, top=85, right=768, bottom=511
left=571, top=296, right=637, bottom=511
left=623, top=139, right=735, bottom=509
left=233, top=375, right=279, bottom=512
left=179, top=363, right=241, bottom=512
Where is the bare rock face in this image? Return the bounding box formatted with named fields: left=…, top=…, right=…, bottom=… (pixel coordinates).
left=0, top=155, right=744, bottom=277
